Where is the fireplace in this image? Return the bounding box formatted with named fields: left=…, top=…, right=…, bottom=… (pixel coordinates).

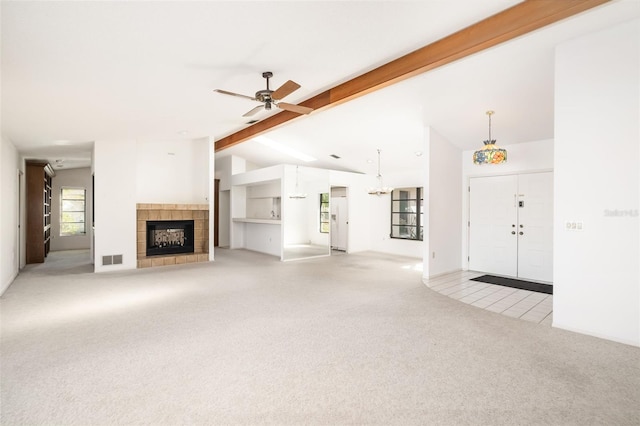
left=146, top=220, right=195, bottom=257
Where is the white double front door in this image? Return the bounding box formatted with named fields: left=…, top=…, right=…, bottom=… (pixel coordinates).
left=469, top=172, right=553, bottom=283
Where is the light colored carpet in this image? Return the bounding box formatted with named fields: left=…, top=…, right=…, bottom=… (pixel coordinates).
left=1, top=249, right=638, bottom=425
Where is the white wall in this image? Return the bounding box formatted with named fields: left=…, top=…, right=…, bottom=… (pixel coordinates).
left=244, top=222, right=281, bottom=257
left=94, top=137, right=213, bottom=270
left=329, top=170, right=376, bottom=253
left=0, top=137, right=20, bottom=295
left=93, top=140, right=137, bottom=272
left=215, top=154, right=249, bottom=191
left=230, top=185, right=246, bottom=249
left=215, top=155, right=233, bottom=191
left=218, top=190, right=230, bottom=247
left=50, top=167, right=93, bottom=251
left=554, top=19, right=639, bottom=346
left=460, top=138, right=554, bottom=269
left=428, top=128, right=462, bottom=277
left=136, top=137, right=213, bottom=260
left=137, top=139, right=209, bottom=204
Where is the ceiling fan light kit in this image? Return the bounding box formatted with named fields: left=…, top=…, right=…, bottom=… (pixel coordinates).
left=214, top=71, right=314, bottom=118
left=473, top=110, right=507, bottom=165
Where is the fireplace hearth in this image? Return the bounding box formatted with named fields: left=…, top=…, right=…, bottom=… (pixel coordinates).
left=146, top=220, right=195, bottom=257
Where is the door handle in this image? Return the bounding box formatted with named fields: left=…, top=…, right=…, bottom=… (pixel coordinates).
left=511, top=231, right=516, bottom=235
left=519, top=231, right=524, bottom=235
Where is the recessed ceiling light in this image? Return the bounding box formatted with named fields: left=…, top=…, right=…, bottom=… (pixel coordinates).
left=415, top=151, right=423, bottom=157
left=55, top=159, right=64, bottom=163
left=177, top=130, right=189, bottom=136
left=367, top=159, right=374, bottom=164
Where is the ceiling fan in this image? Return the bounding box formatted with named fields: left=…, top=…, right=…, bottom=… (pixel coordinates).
left=214, top=71, right=314, bottom=117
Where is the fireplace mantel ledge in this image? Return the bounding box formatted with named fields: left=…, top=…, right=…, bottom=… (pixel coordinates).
left=137, top=203, right=209, bottom=211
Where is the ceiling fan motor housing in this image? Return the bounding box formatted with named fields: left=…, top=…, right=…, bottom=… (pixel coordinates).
left=255, top=89, right=274, bottom=103
left=256, top=71, right=274, bottom=105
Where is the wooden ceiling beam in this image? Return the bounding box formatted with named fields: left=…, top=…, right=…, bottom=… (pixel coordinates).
left=215, top=0, right=610, bottom=152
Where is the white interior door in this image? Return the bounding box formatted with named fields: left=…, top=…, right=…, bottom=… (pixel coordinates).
left=331, top=196, right=348, bottom=251
left=469, top=172, right=554, bottom=282
left=517, top=172, right=554, bottom=282
left=469, top=175, right=519, bottom=277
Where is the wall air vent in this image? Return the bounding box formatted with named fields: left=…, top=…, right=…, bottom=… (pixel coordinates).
left=246, top=120, right=259, bottom=124
left=102, top=254, right=123, bottom=265
left=330, top=154, right=341, bottom=159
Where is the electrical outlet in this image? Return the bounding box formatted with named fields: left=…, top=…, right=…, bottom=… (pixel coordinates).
left=565, top=221, right=584, bottom=231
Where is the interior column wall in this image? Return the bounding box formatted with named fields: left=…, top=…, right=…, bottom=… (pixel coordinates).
left=93, top=140, right=137, bottom=272
left=428, top=127, right=462, bottom=277
left=554, top=19, right=639, bottom=346
left=0, top=137, right=20, bottom=295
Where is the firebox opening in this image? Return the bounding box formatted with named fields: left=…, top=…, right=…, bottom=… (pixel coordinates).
left=146, top=220, right=195, bottom=257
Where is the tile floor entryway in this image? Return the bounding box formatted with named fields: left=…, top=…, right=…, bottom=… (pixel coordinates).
left=425, top=270, right=553, bottom=326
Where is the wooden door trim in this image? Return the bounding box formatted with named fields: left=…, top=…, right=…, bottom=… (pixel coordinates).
left=214, top=179, right=220, bottom=247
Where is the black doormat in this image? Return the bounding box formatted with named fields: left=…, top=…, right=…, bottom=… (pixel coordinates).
left=470, top=275, right=553, bottom=295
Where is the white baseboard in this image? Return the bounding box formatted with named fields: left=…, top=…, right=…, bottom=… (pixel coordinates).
left=0, top=271, right=18, bottom=297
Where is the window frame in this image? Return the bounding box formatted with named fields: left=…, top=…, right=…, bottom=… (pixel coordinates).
left=319, top=193, right=330, bottom=233
left=390, top=187, right=423, bottom=241
left=60, top=187, right=86, bottom=236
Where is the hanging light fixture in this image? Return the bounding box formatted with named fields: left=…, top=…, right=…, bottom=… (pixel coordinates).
left=473, top=110, right=507, bottom=165
left=368, top=149, right=393, bottom=196
left=288, top=165, right=307, bottom=199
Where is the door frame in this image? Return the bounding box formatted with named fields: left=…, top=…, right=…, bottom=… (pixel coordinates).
left=17, top=169, right=23, bottom=271
left=214, top=179, right=219, bottom=247
left=330, top=186, right=349, bottom=253
left=465, top=169, right=553, bottom=273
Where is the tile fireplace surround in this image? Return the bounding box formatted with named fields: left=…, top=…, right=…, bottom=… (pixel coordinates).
left=136, top=203, right=209, bottom=268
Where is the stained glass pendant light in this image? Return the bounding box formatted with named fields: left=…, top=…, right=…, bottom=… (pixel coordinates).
left=473, top=110, right=507, bottom=165
left=368, top=149, right=393, bottom=195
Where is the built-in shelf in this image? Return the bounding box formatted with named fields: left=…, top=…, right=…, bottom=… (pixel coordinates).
left=26, top=161, right=54, bottom=264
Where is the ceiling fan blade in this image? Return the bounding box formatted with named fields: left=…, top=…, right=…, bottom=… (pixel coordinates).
left=272, top=80, right=301, bottom=100
left=242, top=105, right=264, bottom=117
left=277, top=102, right=313, bottom=115
left=214, top=89, right=256, bottom=101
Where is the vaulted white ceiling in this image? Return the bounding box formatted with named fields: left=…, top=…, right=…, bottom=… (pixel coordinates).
left=2, top=1, right=639, bottom=174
